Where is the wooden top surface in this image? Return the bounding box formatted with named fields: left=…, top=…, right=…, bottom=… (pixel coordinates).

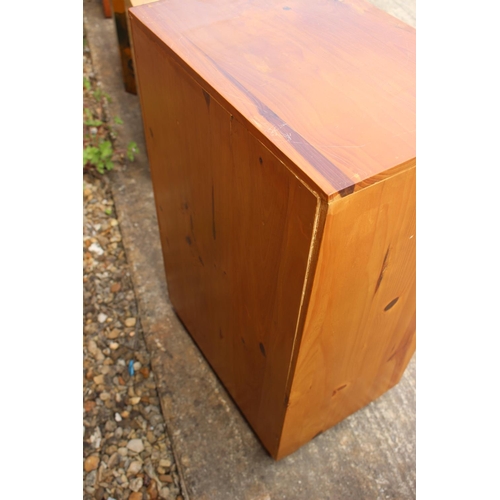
left=130, top=0, right=415, bottom=199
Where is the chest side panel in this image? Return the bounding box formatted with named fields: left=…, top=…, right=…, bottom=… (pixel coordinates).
left=131, top=19, right=320, bottom=456
left=279, top=164, right=415, bottom=459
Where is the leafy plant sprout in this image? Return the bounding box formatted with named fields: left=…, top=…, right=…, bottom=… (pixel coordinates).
left=83, top=75, right=139, bottom=174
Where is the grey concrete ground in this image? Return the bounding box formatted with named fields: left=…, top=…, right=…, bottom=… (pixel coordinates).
left=84, top=0, right=416, bottom=498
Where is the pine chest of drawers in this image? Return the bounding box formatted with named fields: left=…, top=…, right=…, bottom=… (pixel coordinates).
left=130, top=0, right=416, bottom=460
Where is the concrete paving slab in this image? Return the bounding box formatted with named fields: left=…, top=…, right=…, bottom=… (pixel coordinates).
left=83, top=0, right=416, bottom=497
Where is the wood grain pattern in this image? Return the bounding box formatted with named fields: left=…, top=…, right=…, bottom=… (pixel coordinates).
left=278, top=164, right=416, bottom=459
left=130, top=0, right=416, bottom=460
left=129, top=0, right=415, bottom=200
left=131, top=19, right=321, bottom=456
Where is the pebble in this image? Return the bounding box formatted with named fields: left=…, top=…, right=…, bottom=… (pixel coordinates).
left=127, top=439, right=145, bottom=453
left=107, top=328, right=121, bottom=339
left=110, top=342, right=120, bottom=350
left=84, top=455, right=100, bottom=472
left=84, top=400, right=96, bottom=412
left=97, top=312, right=108, bottom=323
left=89, top=242, right=104, bottom=256
left=159, top=459, right=172, bottom=468
left=115, top=412, right=122, bottom=422
left=85, top=470, right=97, bottom=488
left=129, top=477, right=143, bottom=492
left=108, top=452, right=119, bottom=469
left=105, top=420, right=117, bottom=432
left=93, top=374, right=104, bottom=385
left=125, top=317, right=137, bottom=327
left=87, top=340, right=98, bottom=357
left=159, top=487, right=171, bottom=499
left=147, top=481, right=159, bottom=499
left=130, top=396, right=141, bottom=405
left=128, top=493, right=142, bottom=500
left=127, top=460, right=142, bottom=476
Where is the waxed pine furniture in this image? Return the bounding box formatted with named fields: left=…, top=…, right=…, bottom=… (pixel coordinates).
left=129, top=0, right=416, bottom=460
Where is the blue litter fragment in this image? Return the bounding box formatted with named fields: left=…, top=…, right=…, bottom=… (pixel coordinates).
left=128, top=360, right=135, bottom=376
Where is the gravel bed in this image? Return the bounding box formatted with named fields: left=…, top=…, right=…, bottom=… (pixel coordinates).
left=83, top=30, right=184, bottom=500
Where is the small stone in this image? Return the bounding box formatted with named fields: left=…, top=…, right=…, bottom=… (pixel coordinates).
left=84, top=400, right=96, bottom=412
left=107, top=328, right=121, bottom=339
left=159, top=459, right=171, bottom=469
left=127, top=439, right=144, bottom=453
left=140, top=367, right=150, bottom=378
left=128, top=493, right=142, bottom=500
left=159, top=487, right=171, bottom=499
left=110, top=282, right=121, bottom=293
left=180, top=455, right=190, bottom=467
left=121, top=410, right=130, bottom=419
left=95, top=486, right=105, bottom=500
left=101, top=365, right=111, bottom=375
left=115, top=427, right=124, bottom=439
left=147, top=431, right=156, bottom=444
left=97, top=312, right=108, bottom=323
left=106, top=445, right=118, bottom=455
left=108, top=451, right=119, bottom=469
left=118, top=447, right=128, bottom=457
left=125, top=317, right=137, bottom=327
left=99, top=392, right=111, bottom=401
left=133, top=361, right=142, bottom=371
left=129, top=477, right=143, bottom=492
left=159, top=475, right=173, bottom=484
left=115, top=412, right=122, bottom=422
left=129, top=396, right=141, bottom=405
left=89, top=242, right=104, bottom=256
left=147, top=480, right=159, bottom=499
left=90, top=427, right=102, bottom=449
left=105, top=420, right=117, bottom=432
left=93, top=374, right=104, bottom=385
left=127, top=460, right=142, bottom=476
left=110, top=342, right=120, bottom=350
left=88, top=340, right=98, bottom=357
left=110, top=218, right=118, bottom=226
left=84, top=455, right=99, bottom=472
